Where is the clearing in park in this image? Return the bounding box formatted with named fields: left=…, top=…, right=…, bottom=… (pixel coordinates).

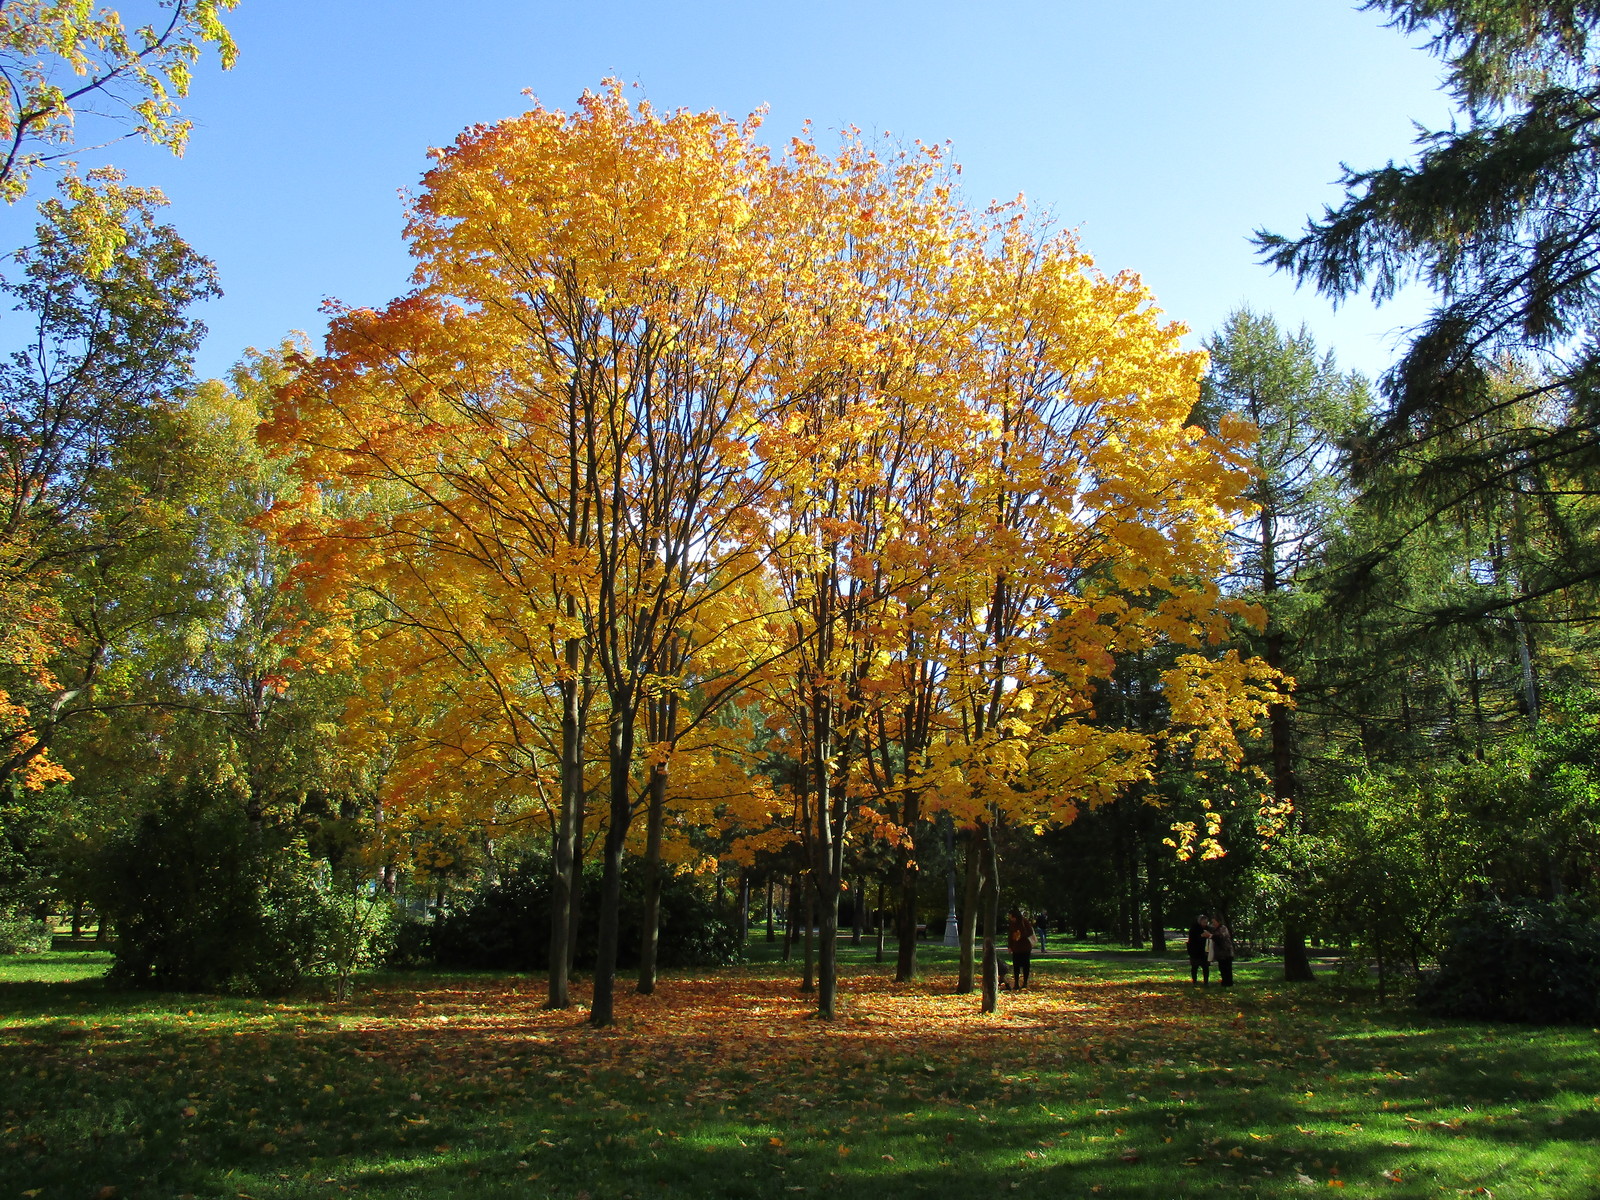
left=3, top=943, right=1598, bottom=1200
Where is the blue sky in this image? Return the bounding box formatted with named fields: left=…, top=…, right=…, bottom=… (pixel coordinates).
left=11, top=1, right=1458, bottom=383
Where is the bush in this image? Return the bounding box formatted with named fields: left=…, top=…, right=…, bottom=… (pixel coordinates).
left=0, top=904, right=50, bottom=953
left=1415, top=897, right=1600, bottom=1025
left=97, top=784, right=394, bottom=995
left=426, top=856, right=742, bottom=972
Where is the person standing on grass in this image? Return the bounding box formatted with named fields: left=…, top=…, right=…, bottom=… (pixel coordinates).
left=1187, top=914, right=1212, bottom=985
left=1211, top=916, right=1235, bottom=987
left=1035, top=910, right=1050, bottom=953
left=1007, top=907, right=1035, bottom=990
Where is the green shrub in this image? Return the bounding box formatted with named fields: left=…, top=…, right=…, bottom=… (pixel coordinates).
left=1415, top=897, right=1600, bottom=1025
left=426, top=856, right=742, bottom=972
left=97, top=784, right=393, bottom=995
left=0, top=904, right=49, bottom=953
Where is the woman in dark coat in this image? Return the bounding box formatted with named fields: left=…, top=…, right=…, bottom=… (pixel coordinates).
left=1211, top=917, right=1236, bottom=987
left=1186, top=915, right=1211, bottom=984
left=1007, top=908, right=1035, bottom=990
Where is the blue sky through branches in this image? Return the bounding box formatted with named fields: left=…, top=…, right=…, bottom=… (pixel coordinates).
left=4, top=1, right=1457, bottom=384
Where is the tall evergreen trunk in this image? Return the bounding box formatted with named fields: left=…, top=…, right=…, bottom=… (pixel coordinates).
left=590, top=705, right=637, bottom=1027
left=957, top=832, right=979, bottom=994
left=895, top=790, right=921, bottom=981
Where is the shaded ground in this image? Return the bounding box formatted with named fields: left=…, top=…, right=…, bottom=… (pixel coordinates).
left=2, top=948, right=1596, bottom=1198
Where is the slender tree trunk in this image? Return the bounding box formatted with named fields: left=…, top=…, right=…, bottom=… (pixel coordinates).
left=943, top=817, right=960, bottom=947
left=547, top=638, right=583, bottom=1010
left=765, top=875, right=776, bottom=942
left=957, top=832, right=979, bottom=994
left=636, top=761, right=668, bottom=995
left=979, top=820, right=1000, bottom=1014
left=800, top=881, right=816, bottom=994
left=1127, top=850, right=1143, bottom=948
left=590, top=707, right=637, bottom=1027
left=817, top=873, right=842, bottom=1018
left=783, top=872, right=798, bottom=961
left=1146, top=833, right=1166, bottom=954
left=739, top=872, right=751, bottom=945
left=637, top=691, right=679, bottom=995
left=895, top=791, right=921, bottom=982
left=851, top=876, right=864, bottom=946
left=874, top=877, right=887, bottom=963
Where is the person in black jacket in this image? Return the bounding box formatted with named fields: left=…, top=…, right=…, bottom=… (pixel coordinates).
left=1186, top=915, right=1212, bottom=985
left=1210, top=917, right=1236, bottom=987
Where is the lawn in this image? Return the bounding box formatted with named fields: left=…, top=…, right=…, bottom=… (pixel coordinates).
left=2, top=940, right=1597, bottom=1199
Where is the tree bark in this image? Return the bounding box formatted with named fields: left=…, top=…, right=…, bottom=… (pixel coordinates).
left=895, top=790, right=921, bottom=982
left=589, top=705, right=637, bottom=1027
left=874, top=877, right=887, bottom=963
left=637, top=690, right=678, bottom=995
left=978, top=820, right=1001, bottom=1014
left=783, top=872, right=798, bottom=961
left=636, top=759, right=668, bottom=995
left=817, top=872, right=841, bottom=1018
left=957, top=832, right=979, bottom=994
left=547, top=631, right=584, bottom=1010
left=800, top=881, right=815, bottom=994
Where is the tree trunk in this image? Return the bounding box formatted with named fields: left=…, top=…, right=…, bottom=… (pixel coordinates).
left=817, top=873, right=841, bottom=1018
left=1146, top=833, right=1166, bottom=954
left=1283, top=917, right=1315, bottom=982
left=637, top=690, right=679, bottom=995
left=874, top=877, right=887, bottom=963
left=943, top=817, right=960, bottom=947
left=589, top=707, right=637, bottom=1027
left=895, top=791, right=921, bottom=981
left=800, top=881, right=815, bottom=994
left=636, top=759, right=668, bottom=995
left=783, top=872, right=798, bottom=961
left=547, top=643, right=583, bottom=1010
left=765, top=875, right=776, bottom=942
left=851, top=876, right=863, bottom=946
left=979, top=820, right=1001, bottom=1014
left=957, top=832, right=979, bottom=994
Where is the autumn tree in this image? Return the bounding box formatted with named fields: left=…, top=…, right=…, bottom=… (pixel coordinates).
left=0, top=0, right=238, bottom=205
left=266, top=86, right=815, bottom=1026
left=268, top=85, right=1285, bottom=1024
left=0, top=171, right=218, bottom=794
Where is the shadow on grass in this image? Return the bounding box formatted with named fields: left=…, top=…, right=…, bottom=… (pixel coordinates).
left=2, top=961, right=1598, bottom=1198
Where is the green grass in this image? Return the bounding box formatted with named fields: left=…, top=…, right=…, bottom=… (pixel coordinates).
left=0, top=948, right=113, bottom=983
left=1, top=942, right=1597, bottom=1198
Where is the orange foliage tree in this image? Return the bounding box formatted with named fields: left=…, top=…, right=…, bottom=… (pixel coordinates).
left=264, top=83, right=1283, bottom=1025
